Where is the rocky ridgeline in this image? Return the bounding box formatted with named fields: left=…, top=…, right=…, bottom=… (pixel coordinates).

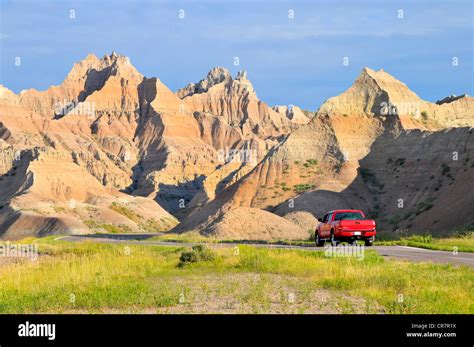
left=0, top=53, right=472, bottom=239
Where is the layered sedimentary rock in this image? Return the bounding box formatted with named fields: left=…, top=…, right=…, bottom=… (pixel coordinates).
left=177, top=68, right=473, bottom=238
left=1, top=55, right=472, bottom=239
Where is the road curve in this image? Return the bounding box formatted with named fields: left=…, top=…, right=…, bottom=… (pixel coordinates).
left=58, top=234, right=474, bottom=268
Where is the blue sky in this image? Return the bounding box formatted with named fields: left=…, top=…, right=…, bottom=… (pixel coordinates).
left=1, top=0, right=473, bottom=110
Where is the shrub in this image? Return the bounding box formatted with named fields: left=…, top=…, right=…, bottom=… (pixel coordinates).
left=179, top=245, right=215, bottom=267
left=406, top=235, right=433, bottom=244
left=360, top=167, right=375, bottom=182
left=293, top=183, right=315, bottom=193
left=441, top=163, right=450, bottom=176
left=395, top=158, right=406, bottom=166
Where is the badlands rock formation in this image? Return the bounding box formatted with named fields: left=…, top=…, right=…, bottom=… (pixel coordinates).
left=176, top=68, right=473, bottom=238
left=0, top=53, right=175, bottom=238
left=0, top=53, right=310, bottom=239
left=0, top=55, right=472, bottom=240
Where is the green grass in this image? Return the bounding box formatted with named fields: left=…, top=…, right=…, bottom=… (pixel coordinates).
left=109, top=202, right=142, bottom=223
left=376, top=232, right=474, bottom=252
left=293, top=183, right=315, bottom=193
left=139, top=218, right=175, bottom=232
left=152, top=232, right=474, bottom=252
left=148, top=232, right=314, bottom=246
left=52, top=206, right=67, bottom=214
left=0, top=237, right=472, bottom=314
left=84, top=220, right=132, bottom=233
left=149, top=232, right=276, bottom=244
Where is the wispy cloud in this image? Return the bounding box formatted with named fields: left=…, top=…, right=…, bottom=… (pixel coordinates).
left=0, top=0, right=472, bottom=109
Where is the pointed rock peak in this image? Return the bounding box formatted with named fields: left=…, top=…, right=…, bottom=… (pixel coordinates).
left=71, top=53, right=100, bottom=72
left=360, top=67, right=377, bottom=78
left=102, top=50, right=124, bottom=61
left=318, top=67, right=422, bottom=117
left=236, top=70, right=248, bottom=80
left=84, top=53, right=99, bottom=62
left=273, top=104, right=294, bottom=115
left=100, top=51, right=133, bottom=67
left=207, top=67, right=232, bottom=84
left=0, top=84, right=18, bottom=101
left=233, top=69, right=255, bottom=94
left=66, top=52, right=141, bottom=85
left=352, top=67, right=420, bottom=101
left=177, top=66, right=233, bottom=98
left=0, top=84, right=14, bottom=95
left=358, top=67, right=386, bottom=81
left=358, top=67, right=406, bottom=86
left=272, top=104, right=310, bottom=124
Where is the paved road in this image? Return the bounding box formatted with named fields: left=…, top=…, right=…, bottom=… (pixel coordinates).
left=58, top=234, right=474, bottom=268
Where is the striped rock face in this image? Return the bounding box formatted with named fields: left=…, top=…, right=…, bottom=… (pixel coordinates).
left=0, top=54, right=472, bottom=240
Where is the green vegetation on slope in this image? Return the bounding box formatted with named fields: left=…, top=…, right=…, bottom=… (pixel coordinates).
left=109, top=203, right=142, bottom=223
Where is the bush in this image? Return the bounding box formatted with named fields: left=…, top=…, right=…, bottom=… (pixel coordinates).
left=395, top=158, right=406, bottom=166
left=405, top=235, right=433, bottom=244
left=179, top=245, right=215, bottom=267
left=441, top=163, right=450, bottom=176
left=453, top=224, right=474, bottom=237
left=293, top=183, right=315, bottom=193
left=360, top=167, right=375, bottom=182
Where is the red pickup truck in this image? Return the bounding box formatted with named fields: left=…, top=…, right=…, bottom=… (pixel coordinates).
left=315, top=209, right=376, bottom=246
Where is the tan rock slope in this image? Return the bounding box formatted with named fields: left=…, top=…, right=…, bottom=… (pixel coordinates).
left=0, top=53, right=307, bottom=239
left=1, top=55, right=472, bottom=240
left=0, top=53, right=178, bottom=239
left=176, top=68, right=473, bottom=238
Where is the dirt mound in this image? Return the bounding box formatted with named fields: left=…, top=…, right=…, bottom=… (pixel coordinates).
left=196, top=207, right=309, bottom=241
left=282, top=211, right=319, bottom=233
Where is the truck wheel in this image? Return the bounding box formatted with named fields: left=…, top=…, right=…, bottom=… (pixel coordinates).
left=315, top=232, right=325, bottom=247
left=365, top=237, right=374, bottom=247
left=330, top=231, right=338, bottom=246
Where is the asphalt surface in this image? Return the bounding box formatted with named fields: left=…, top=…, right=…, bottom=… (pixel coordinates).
left=58, top=233, right=474, bottom=268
